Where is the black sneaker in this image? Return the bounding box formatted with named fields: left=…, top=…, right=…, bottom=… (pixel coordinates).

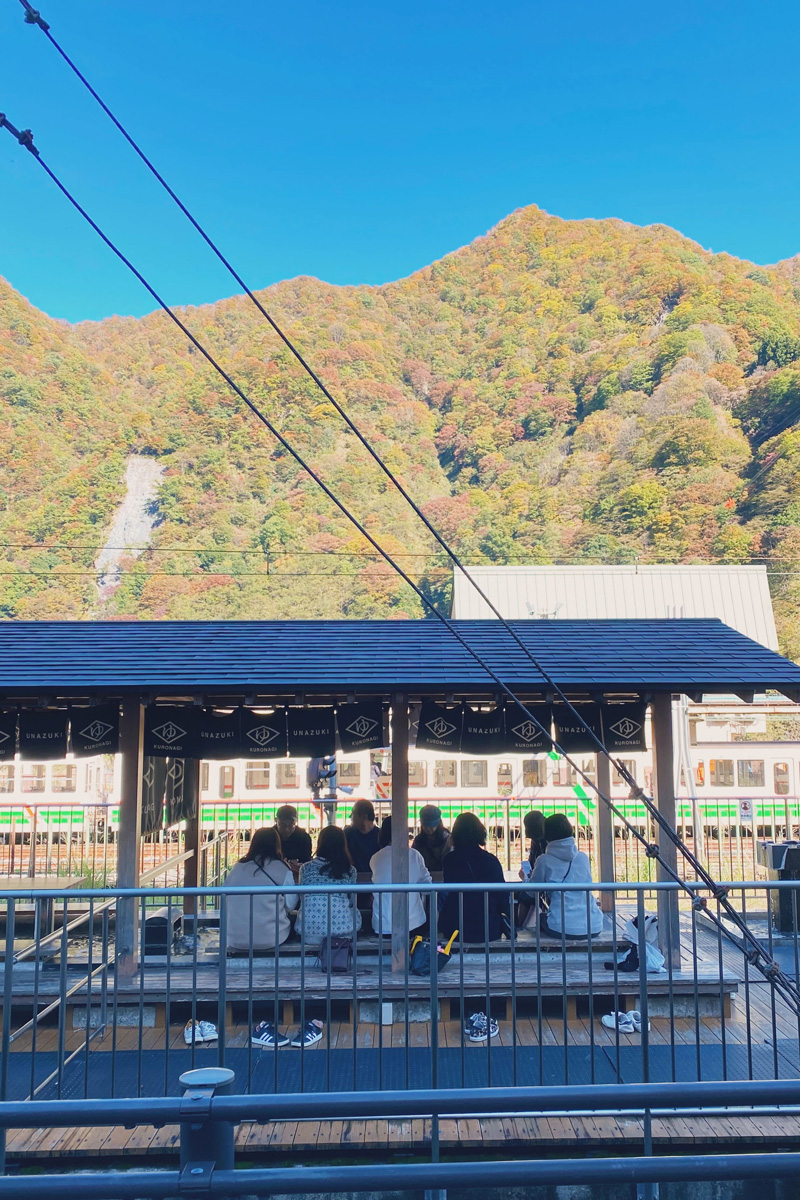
left=251, top=1021, right=289, bottom=1048
left=290, top=1020, right=323, bottom=1047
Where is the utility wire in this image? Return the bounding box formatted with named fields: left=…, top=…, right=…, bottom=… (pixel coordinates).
left=3, top=113, right=799, bottom=1016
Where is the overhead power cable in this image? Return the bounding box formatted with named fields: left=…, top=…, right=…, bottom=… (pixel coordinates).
left=3, top=113, right=800, bottom=1018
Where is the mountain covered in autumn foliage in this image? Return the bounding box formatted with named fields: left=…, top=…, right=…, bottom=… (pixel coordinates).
left=2, top=205, right=800, bottom=653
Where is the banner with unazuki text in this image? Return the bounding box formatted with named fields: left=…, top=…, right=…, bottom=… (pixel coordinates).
left=18, top=709, right=68, bottom=760
left=461, top=705, right=506, bottom=755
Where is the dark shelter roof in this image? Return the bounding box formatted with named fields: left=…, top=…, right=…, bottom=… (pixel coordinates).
left=0, top=619, right=798, bottom=700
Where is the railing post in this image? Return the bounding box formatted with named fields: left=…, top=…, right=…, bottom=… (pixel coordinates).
left=183, top=759, right=201, bottom=930
left=179, top=1066, right=236, bottom=1176
left=0, top=899, right=15, bottom=1175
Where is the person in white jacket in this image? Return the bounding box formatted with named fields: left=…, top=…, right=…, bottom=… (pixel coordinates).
left=224, top=827, right=299, bottom=952
left=531, top=814, right=604, bottom=938
left=369, top=816, right=432, bottom=937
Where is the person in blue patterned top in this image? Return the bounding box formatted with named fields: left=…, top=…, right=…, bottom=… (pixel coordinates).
left=295, top=825, right=362, bottom=940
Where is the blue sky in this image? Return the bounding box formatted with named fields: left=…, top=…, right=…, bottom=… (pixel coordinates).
left=1, top=0, right=798, bottom=323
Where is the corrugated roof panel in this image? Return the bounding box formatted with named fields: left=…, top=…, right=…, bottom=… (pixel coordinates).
left=452, top=566, right=780, bottom=650
left=0, top=618, right=795, bottom=696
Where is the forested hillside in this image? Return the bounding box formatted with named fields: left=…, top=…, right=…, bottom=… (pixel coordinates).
left=2, top=205, right=800, bottom=653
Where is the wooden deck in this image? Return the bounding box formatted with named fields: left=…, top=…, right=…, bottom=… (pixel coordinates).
left=3, top=914, right=800, bottom=1164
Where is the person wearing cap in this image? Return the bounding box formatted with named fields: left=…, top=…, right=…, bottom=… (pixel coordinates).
left=273, top=805, right=312, bottom=873
left=412, top=805, right=452, bottom=873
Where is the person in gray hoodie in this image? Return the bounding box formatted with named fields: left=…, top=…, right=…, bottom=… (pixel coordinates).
left=531, top=814, right=603, bottom=938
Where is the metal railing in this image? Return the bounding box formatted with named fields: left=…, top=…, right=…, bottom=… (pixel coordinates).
left=1, top=877, right=799, bottom=1112
left=1, top=1078, right=800, bottom=1195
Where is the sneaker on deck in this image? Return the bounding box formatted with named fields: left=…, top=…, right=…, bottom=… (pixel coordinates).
left=465, top=1012, right=499, bottom=1042
left=290, top=1020, right=323, bottom=1048
left=251, top=1021, right=290, bottom=1048
left=184, top=1019, right=218, bottom=1045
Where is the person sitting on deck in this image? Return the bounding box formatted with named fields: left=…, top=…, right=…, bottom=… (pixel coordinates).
left=438, top=813, right=510, bottom=944
left=344, top=799, right=381, bottom=873
left=295, top=825, right=362, bottom=940
left=273, top=805, right=312, bottom=872
left=224, top=827, right=298, bottom=953
left=411, top=805, right=452, bottom=873
left=531, top=814, right=604, bottom=939
left=516, top=810, right=547, bottom=928
left=369, top=815, right=431, bottom=937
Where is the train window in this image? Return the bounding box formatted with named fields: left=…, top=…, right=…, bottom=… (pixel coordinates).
left=737, top=759, right=765, bottom=789
left=435, top=760, right=457, bottom=787
left=245, top=762, right=270, bottom=790
left=201, top=763, right=209, bottom=790
left=461, top=760, right=488, bottom=788
left=0, top=765, right=13, bottom=793
left=522, top=759, right=546, bottom=787
left=409, top=761, right=427, bottom=787
left=613, top=760, right=635, bottom=786
left=695, top=761, right=705, bottom=787
left=775, top=762, right=790, bottom=796
left=339, top=762, right=361, bottom=785
left=276, top=762, right=298, bottom=788
left=21, top=765, right=46, bottom=794
left=219, top=765, right=234, bottom=799
left=710, top=759, right=734, bottom=787
left=555, top=761, right=576, bottom=787
left=51, top=765, right=77, bottom=794
left=497, top=762, right=513, bottom=795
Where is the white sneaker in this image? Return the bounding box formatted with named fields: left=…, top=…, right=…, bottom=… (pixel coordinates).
left=601, top=1011, right=635, bottom=1034
left=184, top=1019, right=218, bottom=1045
left=629, top=1010, right=650, bottom=1032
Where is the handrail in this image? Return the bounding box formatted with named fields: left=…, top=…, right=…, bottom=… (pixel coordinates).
left=0, top=878, right=795, bottom=901
left=138, top=847, right=195, bottom=885
left=0, top=1078, right=798, bottom=1127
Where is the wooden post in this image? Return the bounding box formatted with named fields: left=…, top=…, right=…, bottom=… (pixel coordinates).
left=183, top=759, right=201, bottom=927
left=117, top=699, right=144, bottom=977
left=651, top=693, right=681, bottom=966
left=390, top=693, right=409, bottom=975
left=595, top=751, right=615, bottom=913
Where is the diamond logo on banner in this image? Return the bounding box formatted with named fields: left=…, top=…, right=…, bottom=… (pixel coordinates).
left=247, top=724, right=281, bottom=748
left=346, top=715, right=378, bottom=738
left=80, top=720, right=113, bottom=744
left=426, top=717, right=456, bottom=739
left=609, top=717, right=642, bottom=741
left=512, top=720, right=542, bottom=743
left=152, top=721, right=187, bottom=745
left=0, top=730, right=9, bottom=745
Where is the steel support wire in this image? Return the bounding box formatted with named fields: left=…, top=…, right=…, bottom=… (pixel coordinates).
left=2, top=109, right=799, bottom=1016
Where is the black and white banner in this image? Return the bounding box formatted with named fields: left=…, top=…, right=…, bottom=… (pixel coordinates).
left=18, top=709, right=68, bottom=760
left=240, top=708, right=287, bottom=758
left=70, top=705, right=120, bottom=757
left=164, top=757, right=197, bottom=826
left=461, top=706, right=506, bottom=755
left=0, top=711, right=16, bottom=762
left=337, top=702, right=384, bottom=753
left=287, top=707, right=336, bottom=757
left=195, top=708, right=241, bottom=760
left=144, top=707, right=198, bottom=758
left=141, top=756, right=167, bottom=834
left=552, top=703, right=603, bottom=754
left=504, top=703, right=553, bottom=752
left=602, top=702, right=647, bottom=751
left=415, top=701, right=463, bottom=751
